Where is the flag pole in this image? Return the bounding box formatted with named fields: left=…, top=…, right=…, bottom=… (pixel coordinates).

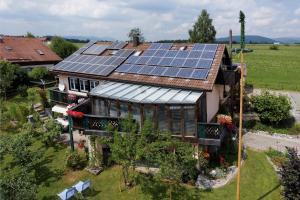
left=236, top=52, right=244, bottom=200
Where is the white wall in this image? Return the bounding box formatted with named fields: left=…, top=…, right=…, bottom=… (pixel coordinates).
left=206, top=84, right=224, bottom=122
left=58, top=75, right=87, bottom=97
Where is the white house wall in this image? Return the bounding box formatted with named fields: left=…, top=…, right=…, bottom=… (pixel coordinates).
left=206, top=84, right=224, bottom=122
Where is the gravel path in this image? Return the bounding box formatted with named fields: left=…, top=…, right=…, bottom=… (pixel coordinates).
left=244, top=132, right=300, bottom=153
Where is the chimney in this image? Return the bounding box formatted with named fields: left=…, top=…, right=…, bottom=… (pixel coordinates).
left=132, top=35, right=140, bottom=47
left=229, top=29, right=232, bottom=58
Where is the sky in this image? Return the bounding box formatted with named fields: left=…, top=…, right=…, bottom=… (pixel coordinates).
left=0, top=0, right=300, bottom=41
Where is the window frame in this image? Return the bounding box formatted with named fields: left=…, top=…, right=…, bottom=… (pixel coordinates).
left=69, top=77, right=78, bottom=91
left=79, top=79, right=89, bottom=92
left=90, top=80, right=99, bottom=90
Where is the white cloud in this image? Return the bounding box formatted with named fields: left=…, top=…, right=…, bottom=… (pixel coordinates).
left=295, top=7, right=300, bottom=16
left=0, top=0, right=11, bottom=11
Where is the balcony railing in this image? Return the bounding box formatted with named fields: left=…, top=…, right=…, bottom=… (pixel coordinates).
left=197, top=123, right=226, bottom=146
left=49, top=87, right=69, bottom=104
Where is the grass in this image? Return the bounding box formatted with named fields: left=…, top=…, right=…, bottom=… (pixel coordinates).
left=37, top=146, right=281, bottom=200
left=231, top=44, right=300, bottom=91
left=250, top=121, right=300, bottom=135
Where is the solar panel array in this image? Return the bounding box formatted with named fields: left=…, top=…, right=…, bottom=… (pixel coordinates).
left=82, top=44, right=109, bottom=55
left=116, top=43, right=218, bottom=80
left=53, top=49, right=134, bottom=76
left=108, top=41, right=127, bottom=49
left=73, top=40, right=96, bottom=55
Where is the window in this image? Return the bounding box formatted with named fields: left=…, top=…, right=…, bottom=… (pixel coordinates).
left=109, top=101, right=118, bottom=117
left=36, top=49, right=44, bottom=55
left=132, top=104, right=141, bottom=125
left=93, top=99, right=107, bottom=116
left=69, top=77, right=78, bottom=90
left=79, top=79, right=89, bottom=92
left=144, top=106, right=154, bottom=121
left=120, top=103, right=128, bottom=118
left=170, top=106, right=181, bottom=135
left=184, top=106, right=195, bottom=136
left=158, top=105, right=168, bottom=132
left=90, top=80, right=99, bottom=90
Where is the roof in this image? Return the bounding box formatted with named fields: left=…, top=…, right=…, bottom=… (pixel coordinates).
left=52, top=41, right=229, bottom=91
left=0, top=36, right=62, bottom=65
left=90, top=81, right=203, bottom=104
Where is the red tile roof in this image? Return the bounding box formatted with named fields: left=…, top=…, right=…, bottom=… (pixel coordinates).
left=0, top=36, right=62, bottom=65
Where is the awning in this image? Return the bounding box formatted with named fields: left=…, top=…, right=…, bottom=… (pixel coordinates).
left=90, top=81, right=202, bottom=104
left=52, top=105, right=68, bottom=115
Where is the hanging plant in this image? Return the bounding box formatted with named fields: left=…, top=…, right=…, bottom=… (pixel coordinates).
left=217, top=114, right=232, bottom=125
left=67, top=110, right=84, bottom=118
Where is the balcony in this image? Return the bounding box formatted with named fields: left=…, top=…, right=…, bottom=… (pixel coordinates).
left=197, top=123, right=226, bottom=146
left=49, top=87, right=69, bottom=104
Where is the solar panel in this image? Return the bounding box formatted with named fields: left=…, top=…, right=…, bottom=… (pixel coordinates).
left=176, top=51, right=189, bottom=58
left=191, top=69, right=209, bottom=79
left=138, top=66, right=155, bottom=75
left=158, top=57, right=173, bottom=66
left=182, top=59, right=198, bottom=68
left=163, top=67, right=180, bottom=76
left=74, top=40, right=96, bottom=54
left=83, top=44, right=108, bottom=55
left=148, top=43, right=161, bottom=49
left=188, top=51, right=202, bottom=58
left=142, top=50, right=156, bottom=56
left=128, top=65, right=142, bottom=73
left=125, top=56, right=139, bottom=64
left=201, top=51, right=216, bottom=59
left=205, top=44, right=218, bottom=51
left=116, top=64, right=132, bottom=73
left=177, top=68, right=194, bottom=78
left=136, top=56, right=151, bottom=65
left=165, top=50, right=178, bottom=57
left=109, top=41, right=127, bottom=49
left=150, top=66, right=167, bottom=75
left=159, top=43, right=172, bottom=50
left=171, top=58, right=185, bottom=67
left=147, top=57, right=162, bottom=65
left=154, top=50, right=167, bottom=57
left=192, top=44, right=205, bottom=51
left=196, top=59, right=212, bottom=68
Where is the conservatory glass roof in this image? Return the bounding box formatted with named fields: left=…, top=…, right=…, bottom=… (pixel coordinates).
left=90, top=81, right=202, bottom=104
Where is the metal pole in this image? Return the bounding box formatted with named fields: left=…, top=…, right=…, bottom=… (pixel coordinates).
left=236, top=53, right=244, bottom=200
left=68, top=115, right=75, bottom=151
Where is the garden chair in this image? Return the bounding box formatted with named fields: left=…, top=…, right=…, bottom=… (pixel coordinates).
left=73, top=180, right=91, bottom=193
left=57, top=187, right=77, bottom=200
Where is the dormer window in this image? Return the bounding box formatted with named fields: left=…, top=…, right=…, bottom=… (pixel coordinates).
left=36, top=49, right=44, bottom=55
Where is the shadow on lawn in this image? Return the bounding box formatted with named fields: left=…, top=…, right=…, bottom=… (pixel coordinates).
left=137, top=175, right=201, bottom=200
left=256, top=184, right=281, bottom=200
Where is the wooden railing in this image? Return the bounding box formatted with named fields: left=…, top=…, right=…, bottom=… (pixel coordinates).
left=197, top=123, right=226, bottom=146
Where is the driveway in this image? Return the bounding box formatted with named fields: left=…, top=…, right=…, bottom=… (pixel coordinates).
left=244, top=132, right=300, bottom=153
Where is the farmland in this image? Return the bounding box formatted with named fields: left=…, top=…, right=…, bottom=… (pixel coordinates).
left=231, top=44, right=300, bottom=91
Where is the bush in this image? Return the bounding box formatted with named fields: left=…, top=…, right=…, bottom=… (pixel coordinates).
left=28, top=67, right=48, bottom=80
left=50, top=37, right=78, bottom=59
left=269, top=45, right=279, bottom=50
left=65, top=150, right=86, bottom=170
left=17, top=85, right=28, bottom=97
left=250, top=91, right=291, bottom=124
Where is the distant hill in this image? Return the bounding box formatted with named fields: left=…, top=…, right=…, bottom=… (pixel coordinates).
left=64, top=35, right=115, bottom=42
left=273, top=37, right=300, bottom=44
left=217, top=35, right=276, bottom=44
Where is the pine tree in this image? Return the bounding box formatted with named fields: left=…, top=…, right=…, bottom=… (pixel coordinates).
left=189, top=9, right=216, bottom=43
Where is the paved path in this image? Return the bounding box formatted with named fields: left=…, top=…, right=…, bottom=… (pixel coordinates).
left=244, top=132, right=300, bottom=153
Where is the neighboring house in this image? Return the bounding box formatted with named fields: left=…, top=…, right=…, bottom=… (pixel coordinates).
left=0, top=35, right=61, bottom=69
left=49, top=38, right=241, bottom=153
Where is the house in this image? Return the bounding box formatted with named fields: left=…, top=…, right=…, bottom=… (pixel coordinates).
left=49, top=38, right=241, bottom=153
left=0, top=35, right=62, bottom=69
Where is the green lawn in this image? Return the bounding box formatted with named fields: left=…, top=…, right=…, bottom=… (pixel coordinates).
left=232, top=44, right=300, bottom=91
left=37, top=145, right=281, bottom=200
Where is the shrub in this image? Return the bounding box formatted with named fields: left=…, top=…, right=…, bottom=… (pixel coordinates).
left=50, top=37, right=78, bottom=59
left=250, top=91, right=291, bottom=124
left=279, top=148, right=300, bottom=200
left=269, top=45, right=279, bottom=50
left=65, top=150, right=86, bottom=170
left=17, top=85, right=28, bottom=97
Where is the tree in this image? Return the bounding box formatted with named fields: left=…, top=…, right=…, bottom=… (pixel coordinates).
left=0, top=61, right=18, bottom=99
left=38, top=119, right=62, bottom=146
left=128, top=28, right=145, bottom=42
left=28, top=67, right=48, bottom=80
left=279, top=148, right=300, bottom=200
left=189, top=9, right=216, bottom=43
left=110, top=115, right=138, bottom=187
left=239, top=11, right=246, bottom=50
left=25, top=32, right=35, bottom=38
left=50, top=36, right=78, bottom=59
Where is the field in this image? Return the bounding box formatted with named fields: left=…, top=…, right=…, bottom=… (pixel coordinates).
left=232, top=44, right=300, bottom=91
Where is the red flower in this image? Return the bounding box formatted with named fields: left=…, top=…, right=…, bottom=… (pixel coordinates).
left=67, top=110, right=84, bottom=118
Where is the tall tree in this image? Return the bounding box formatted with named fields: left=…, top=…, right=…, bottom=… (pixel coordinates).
left=50, top=36, right=78, bottom=59
left=0, top=61, right=17, bottom=99
left=25, top=32, right=35, bottom=38
left=239, top=11, right=246, bottom=50
left=279, top=148, right=300, bottom=200
left=189, top=9, right=216, bottom=43
left=128, top=28, right=145, bottom=42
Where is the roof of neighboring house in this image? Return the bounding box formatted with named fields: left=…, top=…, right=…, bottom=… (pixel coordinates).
left=52, top=41, right=230, bottom=91
left=0, top=36, right=62, bottom=65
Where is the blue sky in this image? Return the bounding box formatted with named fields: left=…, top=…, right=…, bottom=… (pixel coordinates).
left=0, top=0, right=299, bottom=41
